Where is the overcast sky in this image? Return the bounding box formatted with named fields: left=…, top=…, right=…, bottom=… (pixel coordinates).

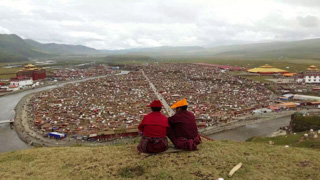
left=1, top=0, right=320, bottom=49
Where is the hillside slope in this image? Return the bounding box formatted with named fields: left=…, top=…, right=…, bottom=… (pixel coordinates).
left=0, top=51, right=28, bottom=63
left=208, top=38, right=320, bottom=59
left=0, top=141, right=319, bottom=179
left=25, top=39, right=98, bottom=55
left=0, top=34, right=50, bottom=59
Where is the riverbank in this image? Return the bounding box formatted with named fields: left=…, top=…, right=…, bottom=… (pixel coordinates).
left=0, top=81, right=58, bottom=97
left=201, top=109, right=320, bottom=136
left=14, top=93, right=59, bottom=147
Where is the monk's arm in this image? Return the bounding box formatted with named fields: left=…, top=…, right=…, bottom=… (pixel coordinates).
left=138, top=117, right=146, bottom=132
left=138, top=124, right=144, bottom=132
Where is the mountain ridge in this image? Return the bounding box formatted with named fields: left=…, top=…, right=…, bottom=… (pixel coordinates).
left=24, top=39, right=99, bottom=55
left=2, top=33, right=320, bottom=62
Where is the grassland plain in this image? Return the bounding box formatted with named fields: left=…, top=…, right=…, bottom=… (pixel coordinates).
left=0, top=141, right=320, bottom=180
left=0, top=62, right=31, bottom=79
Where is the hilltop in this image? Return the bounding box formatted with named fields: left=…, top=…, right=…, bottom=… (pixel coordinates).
left=0, top=34, right=50, bottom=63
left=0, top=34, right=99, bottom=63
left=24, top=39, right=98, bottom=55
left=0, top=141, right=319, bottom=179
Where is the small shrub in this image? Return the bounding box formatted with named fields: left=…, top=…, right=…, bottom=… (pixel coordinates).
left=290, top=114, right=320, bottom=132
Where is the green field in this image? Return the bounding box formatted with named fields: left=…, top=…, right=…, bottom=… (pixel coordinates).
left=0, top=67, right=20, bottom=79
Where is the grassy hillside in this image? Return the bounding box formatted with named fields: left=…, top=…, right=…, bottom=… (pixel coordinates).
left=0, top=51, right=27, bottom=63
left=0, top=141, right=320, bottom=179
left=208, top=38, right=320, bottom=60
left=0, top=34, right=50, bottom=60
left=25, top=39, right=98, bottom=55
left=0, top=34, right=98, bottom=62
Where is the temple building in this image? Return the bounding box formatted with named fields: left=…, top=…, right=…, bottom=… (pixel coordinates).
left=16, top=64, right=46, bottom=80
left=247, top=64, right=288, bottom=74
left=304, top=65, right=320, bottom=83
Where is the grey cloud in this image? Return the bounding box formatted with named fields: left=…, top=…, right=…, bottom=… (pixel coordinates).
left=1, top=0, right=320, bottom=49
left=297, top=15, right=320, bottom=28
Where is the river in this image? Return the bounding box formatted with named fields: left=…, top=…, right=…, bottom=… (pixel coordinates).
left=0, top=71, right=129, bottom=153
left=208, top=116, right=291, bottom=141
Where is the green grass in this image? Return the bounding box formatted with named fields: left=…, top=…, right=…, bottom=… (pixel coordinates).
left=0, top=61, right=33, bottom=79
left=0, top=67, right=20, bottom=79
left=1, top=141, right=320, bottom=179
left=247, top=132, right=320, bottom=149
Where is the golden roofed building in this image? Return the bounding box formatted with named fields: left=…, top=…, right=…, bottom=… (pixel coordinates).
left=307, top=65, right=318, bottom=71
left=16, top=64, right=46, bottom=80
left=247, top=64, right=288, bottom=74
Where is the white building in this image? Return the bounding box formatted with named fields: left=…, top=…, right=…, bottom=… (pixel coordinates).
left=10, top=77, right=33, bottom=87
left=304, top=65, right=320, bottom=83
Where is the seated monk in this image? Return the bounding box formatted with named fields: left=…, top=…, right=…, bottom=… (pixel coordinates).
left=137, top=100, right=169, bottom=153
left=167, top=99, right=201, bottom=151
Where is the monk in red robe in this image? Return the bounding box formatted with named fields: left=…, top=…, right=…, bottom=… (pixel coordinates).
left=167, top=99, right=201, bottom=151
left=137, top=100, right=169, bottom=153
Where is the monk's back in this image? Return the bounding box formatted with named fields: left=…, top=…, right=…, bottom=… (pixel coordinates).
left=168, top=110, right=198, bottom=139
left=141, top=112, right=168, bottom=137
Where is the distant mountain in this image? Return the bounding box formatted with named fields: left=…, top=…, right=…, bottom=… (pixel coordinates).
left=207, top=38, right=320, bottom=59
left=2, top=33, right=320, bottom=63
left=0, top=51, right=28, bottom=63
left=0, top=34, right=50, bottom=62
left=25, top=39, right=98, bottom=55
left=0, top=34, right=100, bottom=62
left=101, top=46, right=207, bottom=57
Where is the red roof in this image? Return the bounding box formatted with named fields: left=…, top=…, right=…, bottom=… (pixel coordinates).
left=10, top=76, right=31, bottom=81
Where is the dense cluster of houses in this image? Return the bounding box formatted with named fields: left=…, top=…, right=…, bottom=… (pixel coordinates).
left=52, top=65, right=117, bottom=80
left=29, top=71, right=156, bottom=141
left=139, top=64, right=274, bottom=127
left=27, top=63, right=320, bottom=141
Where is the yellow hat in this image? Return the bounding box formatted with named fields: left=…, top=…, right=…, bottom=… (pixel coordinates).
left=170, top=99, right=188, bottom=109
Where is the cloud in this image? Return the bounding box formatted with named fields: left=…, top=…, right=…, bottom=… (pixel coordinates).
left=0, top=0, right=320, bottom=49
left=297, top=15, right=320, bottom=28
left=0, top=26, right=10, bottom=34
